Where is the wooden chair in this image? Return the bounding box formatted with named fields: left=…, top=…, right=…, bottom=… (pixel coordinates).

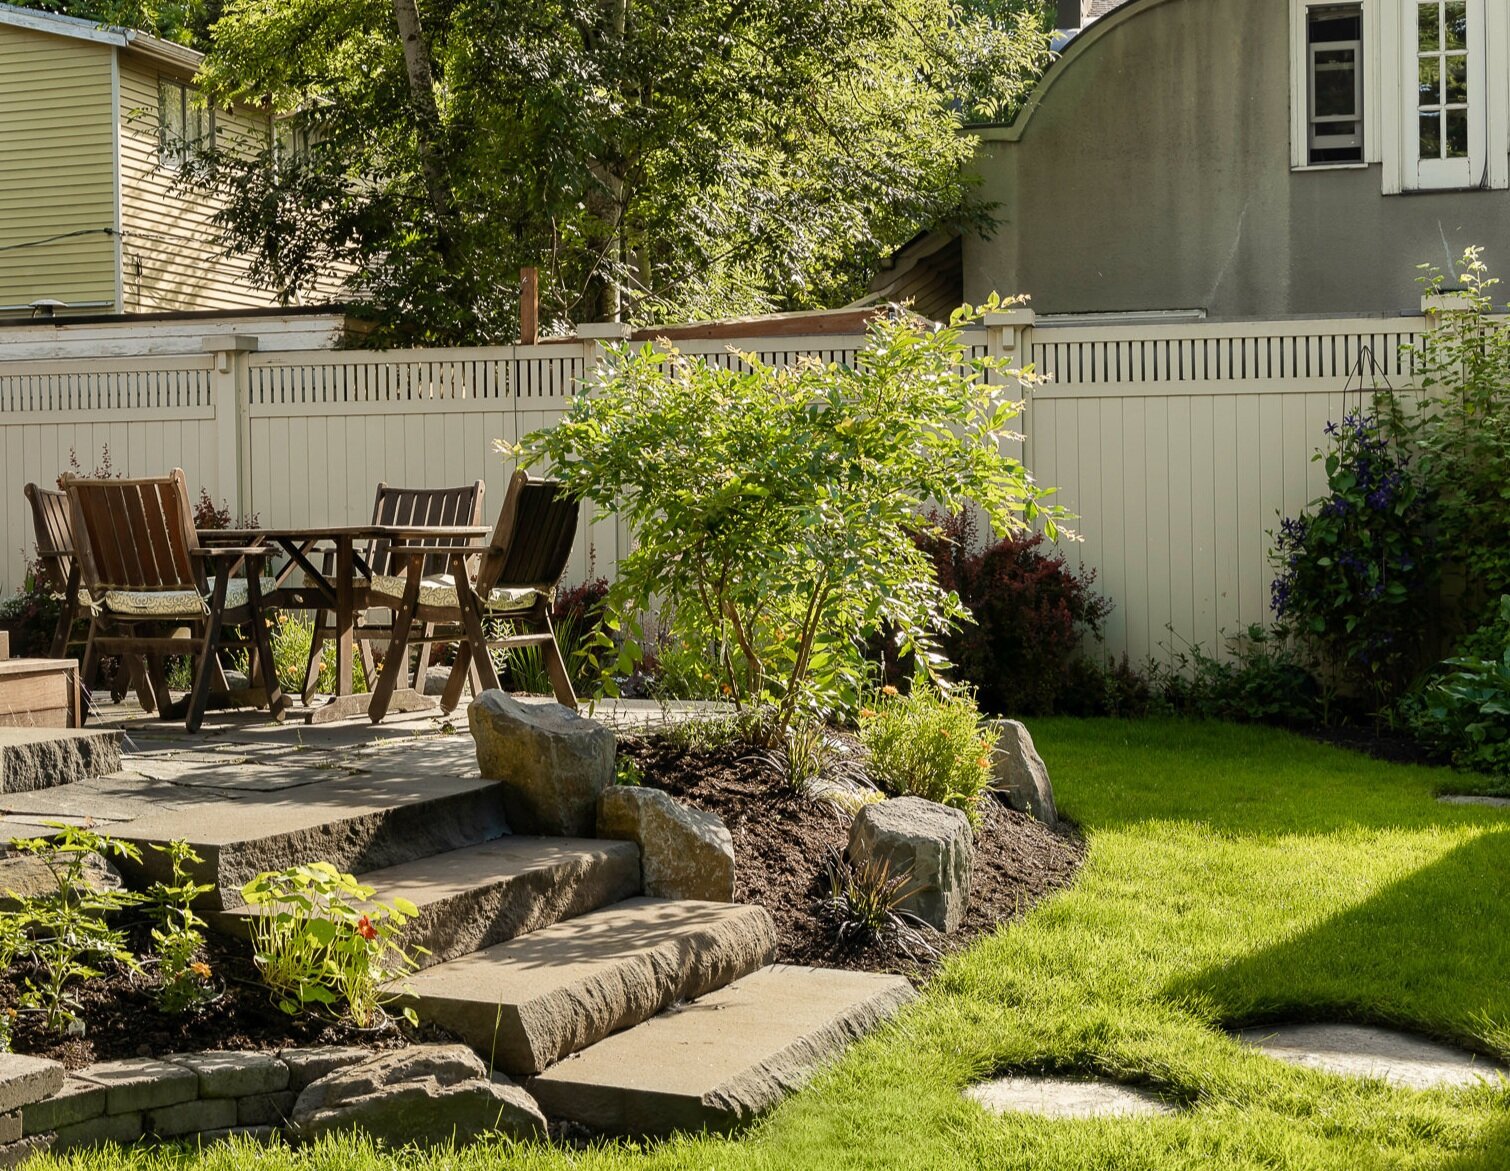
left=61, top=468, right=288, bottom=733
left=24, top=483, right=152, bottom=710
left=301, top=480, right=485, bottom=703
left=367, top=470, right=579, bottom=722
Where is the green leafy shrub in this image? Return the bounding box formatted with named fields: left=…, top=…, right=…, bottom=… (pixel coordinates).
left=1155, top=626, right=1322, bottom=727
left=818, top=846, right=935, bottom=959
left=1412, top=596, right=1510, bottom=776
left=3, top=825, right=145, bottom=1033
left=240, top=863, right=424, bottom=1028
left=523, top=300, right=1063, bottom=739
left=145, top=841, right=215, bottom=1015
left=858, top=684, right=996, bottom=823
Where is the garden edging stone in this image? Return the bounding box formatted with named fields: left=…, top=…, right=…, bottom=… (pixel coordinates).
left=848, top=797, right=973, bottom=933
left=597, top=785, right=736, bottom=901
left=986, top=720, right=1057, bottom=827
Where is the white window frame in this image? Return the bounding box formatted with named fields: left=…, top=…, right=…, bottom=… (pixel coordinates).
left=1403, top=0, right=1485, bottom=189
left=1292, top=0, right=1509, bottom=191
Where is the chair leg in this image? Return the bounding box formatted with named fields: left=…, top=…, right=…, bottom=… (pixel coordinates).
left=146, top=656, right=174, bottom=721
left=78, top=617, right=104, bottom=726
left=439, top=644, right=470, bottom=714
left=186, top=586, right=230, bottom=733
left=247, top=581, right=288, bottom=723
left=49, top=597, right=76, bottom=660
left=539, top=613, right=578, bottom=708
left=457, top=598, right=502, bottom=694
left=410, top=624, right=433, bottom=690
left=368, top=588, right=420, bottom=724
left=302, top=610, right=327, bottom=704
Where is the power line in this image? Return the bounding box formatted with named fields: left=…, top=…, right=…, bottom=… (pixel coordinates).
left=0, top=227, right=116, bottom=254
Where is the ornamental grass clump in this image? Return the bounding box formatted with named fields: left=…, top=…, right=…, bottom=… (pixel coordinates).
left=521, top=298, right=1066, bottom=741
left=858, top=685, right=997, bottom=824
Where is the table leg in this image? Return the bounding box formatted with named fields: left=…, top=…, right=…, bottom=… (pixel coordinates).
left=336, top=535, right=355, bottom=698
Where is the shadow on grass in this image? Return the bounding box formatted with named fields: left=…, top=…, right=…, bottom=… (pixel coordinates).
left=1165, top=828, right=1510, bottom=1053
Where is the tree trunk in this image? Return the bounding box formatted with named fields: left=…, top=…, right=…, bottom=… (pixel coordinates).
left=390, top=0, right=455, bottom=257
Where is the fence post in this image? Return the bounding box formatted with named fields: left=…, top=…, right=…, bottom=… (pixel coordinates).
left=202, top=334, right=258, bottom=522
left=982, top=308, right=1036, bottom=468
left=573, top=322, right=633, bottom=395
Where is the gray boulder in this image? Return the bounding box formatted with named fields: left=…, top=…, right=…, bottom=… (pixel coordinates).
left=848, top=797, right=973, bottom=934
left=470, top=691, right=614, bottom=836
left=986, top=720, right=1057, bottom=826
left=290, top=1045, right=545, bottom=1148
left=598, top=786, right=735, bottom=901
left=0, top=851, right=123, bottom=912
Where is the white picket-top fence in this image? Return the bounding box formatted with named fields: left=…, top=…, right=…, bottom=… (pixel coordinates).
left=0, top=311, right=1436, bottom=664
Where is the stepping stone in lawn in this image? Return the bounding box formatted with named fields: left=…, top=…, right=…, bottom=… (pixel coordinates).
left=965, top=1076, right=1178, bottom=1120
left=1438, top=795, right=1510, bottom=808
left=1235, top=1024, right=1510, bottom=1090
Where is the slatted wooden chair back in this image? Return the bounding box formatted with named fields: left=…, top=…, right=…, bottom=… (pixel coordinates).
left=60, top=469, right=202, bottom=595
left=477, top=471, right=579, bottom=595
left=23, top=483, right=76, bottom=595
left=367, top=481, right=486, bottom=578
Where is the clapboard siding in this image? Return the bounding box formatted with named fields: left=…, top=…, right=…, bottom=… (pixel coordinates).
left=117, top=53, right=282, bottom=314
left=0, top=24, right=116, bottom=308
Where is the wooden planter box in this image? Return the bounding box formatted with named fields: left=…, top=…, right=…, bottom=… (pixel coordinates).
left=0, top=658, right=81, bottom=728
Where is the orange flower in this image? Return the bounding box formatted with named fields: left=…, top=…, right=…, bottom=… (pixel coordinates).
left=881, top=685, right=899, bottom=697
left=859, top=708, right=876, bottom=719
left=356, top=915, right=378, bottom=941
left=190, top=961, right=212, bottom=980
left=977, top=757, right=990, bottom=770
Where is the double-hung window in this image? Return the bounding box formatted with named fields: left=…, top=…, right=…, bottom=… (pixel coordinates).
left=1308, top=6, right=1366, bottom=165
left=1407, top=0, right=1484, bottom=189
left=159, top=78, right=213, bottom=170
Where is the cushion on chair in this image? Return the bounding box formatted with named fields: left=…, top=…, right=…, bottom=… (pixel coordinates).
left=101, top=577, right=274, bottom=618
left=367, top=573, right=541, bottom=613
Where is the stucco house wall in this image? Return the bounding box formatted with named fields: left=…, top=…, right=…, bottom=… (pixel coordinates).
left=968, top=0, right=1510, bottom=319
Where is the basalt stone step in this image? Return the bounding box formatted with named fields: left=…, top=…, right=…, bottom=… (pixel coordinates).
left=529, top=964, right=916, bottom=1136
left=0, top=728, right=122, bottom=794
left=402, top=898, right=776, bottom=1076
left=108, top=774, right=509, bottom=910
left=218, top=837, right=641, bottom=968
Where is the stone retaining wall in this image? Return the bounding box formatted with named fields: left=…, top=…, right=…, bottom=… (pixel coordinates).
left=20, top=1047, right=369, bottom=1155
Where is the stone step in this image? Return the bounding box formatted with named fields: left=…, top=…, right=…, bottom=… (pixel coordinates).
left=106, top=774, right=509, bottom=910
left=403, top=898, right=777, bottom=1077
left=216, top=836, right=642, bottom=968
left=529, top=964, right=916, bottom=1136
left=0, top=728, right=121, bottom=794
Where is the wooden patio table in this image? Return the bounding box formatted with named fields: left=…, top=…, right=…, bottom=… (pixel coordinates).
left=211, top=524, right=490, bottom=724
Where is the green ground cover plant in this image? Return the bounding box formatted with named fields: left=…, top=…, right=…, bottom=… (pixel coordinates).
left=39, top=719, right=1510, bottom=1169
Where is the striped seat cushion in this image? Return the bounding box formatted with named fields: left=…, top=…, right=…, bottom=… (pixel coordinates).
left=367, top=574, right=541, bottom=613
left=101, top=578, right=273, bottom=618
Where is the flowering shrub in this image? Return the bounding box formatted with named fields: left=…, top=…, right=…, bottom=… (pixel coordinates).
left=916, top=510, right=1112, bottom=716
left=240, top=863, right=424, bottom=1029
left=1270, top=411, right=1437, bottom=708
left=858, top=684, right=997, bottom=824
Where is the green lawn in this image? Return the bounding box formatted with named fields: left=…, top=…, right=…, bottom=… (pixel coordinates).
left=46, top=719, right=1510, bottom=1170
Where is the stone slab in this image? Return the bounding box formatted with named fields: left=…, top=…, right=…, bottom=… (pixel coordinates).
left=170, top=1051, right=289, bottom=1098
left=1236, top=1023, right=1510, bottom=1090
left=279, top=1047, right=369, bottom=1093
left=966, top=1076, right=1177, bottom=1119
left=0, top=728, right=121, bottom=794
left=0, top=1114, right=18, bottom=1145
left=147, top=1096, right=238, bottom=1138
left=75, top=1058, right=198, bottom=1114
left=52, top=1110, right=143, bottom=1150
left=22, top=1078, right=106, bottom=1135
left=403, top=897, right=777, bottom=1076
left=236, top=1090, right=297, bottom=1127
left=0, top=1136, right=52, bottom=1167
left=529, top=963, right=917, bottom=1135
left=1438, top=795, right=1510, bottom=808
left=0, top=1056, right=64, bottom=1117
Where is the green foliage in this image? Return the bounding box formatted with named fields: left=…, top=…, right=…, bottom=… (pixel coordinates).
left=3, top=825, right=145, bottom=1033
left=757, top=720, right=834, bottom=795
left=232, top=613, right=368, bottom=697
left=1412, top=596, right=1510, bottom=777
left=1269, top=411, right=1438, bottom=708
left=145, top=841, right=216, bottom=1015
left=858, top=684, right=996, bottom=823
left=817, top=846, right=935, bottom=959
left=525, top=302, right=1060, bottom=738
left=185, top=0, right=1051, bottom=342
left=1, top=0, right=221, bottom=46
left=240, top=863, right=424, bottom=1029
left=613, top=756, right=643, bottom=787
left=1154, top=626, right=1322, bottom=727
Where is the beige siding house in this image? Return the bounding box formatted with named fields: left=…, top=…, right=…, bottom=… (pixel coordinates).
left=0, top=3, right=333, bottom=321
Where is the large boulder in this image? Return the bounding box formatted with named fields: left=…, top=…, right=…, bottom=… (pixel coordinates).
left=470, top=691, right=615, bottom=837
left=848, top=797, right=973, bottom=934
left=597, top=786, right=735, bottom=902
left=0, top=851, right=124, bottom=912
left=290, top=1045, right=545, bottom=1148
left=986, top=720, right=1058, bottom=827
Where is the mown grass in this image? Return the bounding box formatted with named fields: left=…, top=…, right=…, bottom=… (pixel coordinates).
left=43, top=719, right=1510, bottom=1170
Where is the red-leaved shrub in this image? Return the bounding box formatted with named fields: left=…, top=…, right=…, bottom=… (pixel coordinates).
left=917, top=511, right=1113, bottom=716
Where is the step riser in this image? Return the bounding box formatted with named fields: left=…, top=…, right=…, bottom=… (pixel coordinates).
left=528, top=965, right=917, bottom=1137
left=0, top=730, right=122, bottom=795
left=211, top=844, right=642, bottom=968
left=116, top=784, right=509, bottom=911
left=407, top=902, right=777, bottom=1077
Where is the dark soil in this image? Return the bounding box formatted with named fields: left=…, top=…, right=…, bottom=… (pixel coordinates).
left=1, top=923, right=447, bottom=1071
left=1303, top=724, right=1451, bottom=769
left=619, top=735, right=1086, bottom=981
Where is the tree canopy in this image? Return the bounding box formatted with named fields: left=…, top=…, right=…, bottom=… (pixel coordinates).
left=10, top=0, right=1053, bottom=343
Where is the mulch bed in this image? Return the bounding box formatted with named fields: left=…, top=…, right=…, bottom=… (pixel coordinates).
left=0, top=924, right=445, bottom=1071
left=619, top=735, right=1087, bottom=981
left=1302, top=724, right=1451, bottom=769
